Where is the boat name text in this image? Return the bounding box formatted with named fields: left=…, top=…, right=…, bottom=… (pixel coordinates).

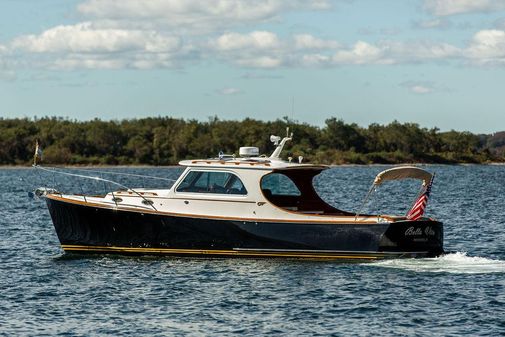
left=405, top=226, right=435, bottom=236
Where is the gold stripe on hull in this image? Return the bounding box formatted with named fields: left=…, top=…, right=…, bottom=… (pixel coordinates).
left=60, top=244, right=393, bottom=260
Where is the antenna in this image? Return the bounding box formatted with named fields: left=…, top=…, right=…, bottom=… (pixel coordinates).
left=291, top=96, right=294, bottom=121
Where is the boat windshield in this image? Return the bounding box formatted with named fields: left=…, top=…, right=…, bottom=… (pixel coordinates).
left=260, top=170, right=352, bottom=215
left=176, top=170, right=247, bottom=195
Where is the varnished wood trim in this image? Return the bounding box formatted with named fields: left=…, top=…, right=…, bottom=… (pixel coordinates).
left=46, top=194, right=383, bottom=224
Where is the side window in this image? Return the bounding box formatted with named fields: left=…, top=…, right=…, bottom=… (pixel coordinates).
left=176, top=171, right=200, bottom=191
left=193, top=172, right=211, bottom=189
left=176, top=171, right=247, bottom=195
left=261, top=173, right=301, bottom=196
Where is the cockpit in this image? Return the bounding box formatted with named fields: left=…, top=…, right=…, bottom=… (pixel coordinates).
left=260, top=169, right=353, bottom=216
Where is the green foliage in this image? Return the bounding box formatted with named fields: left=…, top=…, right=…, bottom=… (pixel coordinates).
left=0, top=116, right=502, bottom=165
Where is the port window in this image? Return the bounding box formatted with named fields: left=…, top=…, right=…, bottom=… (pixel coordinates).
left=176, top=171, right=247, bottom=195
left=261, top=173, right=301, bottom=196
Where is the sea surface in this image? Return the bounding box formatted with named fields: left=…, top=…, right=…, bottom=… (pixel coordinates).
left=1, top=165, right=505, bottom=336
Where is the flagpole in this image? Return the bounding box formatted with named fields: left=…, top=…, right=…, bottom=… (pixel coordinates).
left=33, top=140, right=39, bottom=166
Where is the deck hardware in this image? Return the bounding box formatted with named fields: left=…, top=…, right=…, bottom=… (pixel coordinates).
left=142, top=199, right=154, bottom=206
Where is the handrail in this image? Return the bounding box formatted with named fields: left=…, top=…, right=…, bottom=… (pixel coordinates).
left=33, top=165, right=160, bottom=211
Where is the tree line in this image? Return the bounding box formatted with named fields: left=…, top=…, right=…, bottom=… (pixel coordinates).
left=0, top=116, right=503, bottom=165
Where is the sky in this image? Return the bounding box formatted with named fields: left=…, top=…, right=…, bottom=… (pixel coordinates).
left=1, top=0, right=505, bottom=133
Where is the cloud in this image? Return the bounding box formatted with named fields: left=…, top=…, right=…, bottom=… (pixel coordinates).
left=385, top=40, right=461, bottom=61
left=209, top=34, right=387, bottom=68
left=10, top=22, right=191, bottom=69
left=293, top=34, right=340, bottom=50
left=299, top=53, right=332, bottom=66
left=208, top=31, right=284, bottom=68
left=5, top=1, right=333, bottom=71
left=4, top=0, right=505, bottom=72
left=424, top=0, right=505, bottom=16
left=332, top=41, right=390, bottom=64
left=12, top=22, right=181, bottom=54
left=211, top=31, right=280, bottom=51
left=217, top=87, right=242, bottom=95
left=8, top=25, right=496, bottom=70
left=303, top=40, right=460, bottom=66
left=209, top=32, right=341, bottom=68
left=77, top=0, right=330, bottom=32
left=411, top=85, right=433, bottom=94
left=413, top=18, right=452, bottom=29
left=207, top=30, right=468, bottom=68
left=236, top=56, right=283, bottom=68
left=466, top=29, right=505, bottom=65
left=208, top=30, right=463, bottom=67
left=400, top=81, right=436, bottom=94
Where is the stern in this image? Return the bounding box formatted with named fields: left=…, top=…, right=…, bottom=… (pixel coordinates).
left=379, top=220, right=443, bottom=257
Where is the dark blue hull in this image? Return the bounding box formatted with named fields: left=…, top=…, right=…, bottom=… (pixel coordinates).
left=46, top=196, right=444, bottom=260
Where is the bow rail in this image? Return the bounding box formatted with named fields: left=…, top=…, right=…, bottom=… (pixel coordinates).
left=32, top=165, right=177, bottom=211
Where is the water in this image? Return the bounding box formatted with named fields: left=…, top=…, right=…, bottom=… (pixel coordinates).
left=1, top=165, right=505, bottom=336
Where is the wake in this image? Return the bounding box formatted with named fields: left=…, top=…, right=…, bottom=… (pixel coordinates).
left=370, top=252, right=505, bottom=274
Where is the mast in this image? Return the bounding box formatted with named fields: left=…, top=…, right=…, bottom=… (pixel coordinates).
left=269, top=127, right=293, bottom=159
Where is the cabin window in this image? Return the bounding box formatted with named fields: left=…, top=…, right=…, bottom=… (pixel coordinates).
left=261, top=173, right=301, bottom=196
left=176, top=171, right=247, bottom=195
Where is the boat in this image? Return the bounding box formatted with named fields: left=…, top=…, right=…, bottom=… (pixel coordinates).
left=36, top=131, right=443, bottom=260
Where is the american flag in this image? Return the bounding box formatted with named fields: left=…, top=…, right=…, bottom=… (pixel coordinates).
left=406, top=175, right=434, bottom=221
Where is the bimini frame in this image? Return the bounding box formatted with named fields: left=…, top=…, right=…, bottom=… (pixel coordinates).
left=355, top=166, right=434, bottom=220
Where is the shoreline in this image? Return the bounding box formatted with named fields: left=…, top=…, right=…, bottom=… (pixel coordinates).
left=2, top=162, right=505, bottom=169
